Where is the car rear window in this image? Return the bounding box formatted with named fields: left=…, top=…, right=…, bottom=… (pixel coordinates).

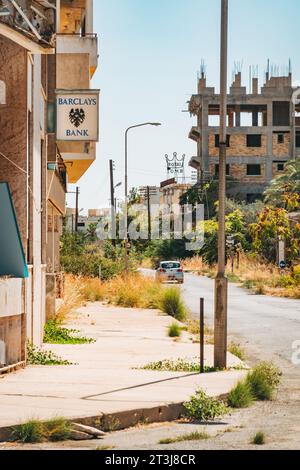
left=161, top=262, right=181, bottom=270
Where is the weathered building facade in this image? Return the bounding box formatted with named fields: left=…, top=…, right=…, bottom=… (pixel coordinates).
left=0, top=0, right=98, bottom=373
left=188, top=68, right=300, bottom=202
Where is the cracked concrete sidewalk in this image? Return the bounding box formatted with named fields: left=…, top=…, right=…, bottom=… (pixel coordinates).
left=0, top=303, right=246, bottom=430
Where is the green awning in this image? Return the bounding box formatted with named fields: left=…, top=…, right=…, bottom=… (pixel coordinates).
left=0, top=182, right=28, bottom=278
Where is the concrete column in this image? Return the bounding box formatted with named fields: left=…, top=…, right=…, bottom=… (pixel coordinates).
left=85, top=0, right=94, bottom=35
left=56, top=0, right=60, bottom=33
left=235, top=106, right=241, bottom=127
left=201, top=100, right=210, bottom=177
left=266, top=101, right=273, bottom=182
left=32, top=55, right=43, bottom=346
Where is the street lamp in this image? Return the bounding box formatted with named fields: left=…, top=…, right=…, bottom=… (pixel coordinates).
left=124, top=122, right=161, bottom=273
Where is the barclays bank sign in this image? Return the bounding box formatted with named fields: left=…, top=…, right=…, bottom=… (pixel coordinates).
left=56, top=90, right=100, bottom=142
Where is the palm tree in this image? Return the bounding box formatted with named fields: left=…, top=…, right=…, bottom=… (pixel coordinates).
left=264, top=158, right=300, bottom=210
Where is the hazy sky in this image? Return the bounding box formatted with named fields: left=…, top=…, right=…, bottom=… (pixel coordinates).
left=67, top=0, right=300, bottom=212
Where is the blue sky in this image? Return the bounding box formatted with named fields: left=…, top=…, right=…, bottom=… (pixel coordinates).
left=68, top=0, right=300, bottom=211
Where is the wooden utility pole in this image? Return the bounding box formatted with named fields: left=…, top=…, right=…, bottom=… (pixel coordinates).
left=214, top=0, right=228, bottom=369
left=75, top=186, right=79, bottom=233
left=109, top=159, right=116, bottom=245
left=147, top=186, right=151, bottom=241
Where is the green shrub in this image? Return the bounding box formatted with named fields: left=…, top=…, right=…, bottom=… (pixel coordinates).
left=168, top=323, right=182, bottom=338
left=44, top=321, right=95, bottom=345
left=12, top=420, right=44, bottom=443
left=44, top=418, right=72, bottom=442
left=246, top=362, right=281, bottom=401
left=160, top=287, right=187, bottom=321
left=159, top=431, right=209, bottom=445
left=140, top=359, right=216, bottom=373
left=228, top=342, right=246, bottom=361
left=27, top=342, right=72, bottom=366
left=184, top=389, right=228, bottom=421
left=228, top=381, right=254, bottom=408
left=252, top=431, right=266, bottom=445
left=12, top=418, right=72, bottom=443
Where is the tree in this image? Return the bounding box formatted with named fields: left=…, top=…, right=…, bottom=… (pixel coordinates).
left=249, top=207, right=300, bottom=263
left=264, top=158, right=300, bottom=211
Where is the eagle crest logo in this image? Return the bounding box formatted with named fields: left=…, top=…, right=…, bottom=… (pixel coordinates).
left=69, top=108, right=85, bottom=128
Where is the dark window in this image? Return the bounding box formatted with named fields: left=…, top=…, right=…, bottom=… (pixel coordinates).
left=278, top=134, right=284, bottom=144
left=78, top=223, right=85, bottom=228
left=247, top=135, right=262, bottom=147
left=215, top=164, right=230, bottom=177
left=247, top=164, right=261, bottom=176
left=296, top=133, right=300, bottom=148
left=277, top=162, right=285, bottom=172
left=215, top=135, right=230, bottom=148
left=273, top=101, right=290, bottom=126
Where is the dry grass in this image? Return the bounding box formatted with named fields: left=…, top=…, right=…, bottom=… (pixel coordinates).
left=182, top=254, right=300, bottom=299
left=56, top=273, right=187, bottom=322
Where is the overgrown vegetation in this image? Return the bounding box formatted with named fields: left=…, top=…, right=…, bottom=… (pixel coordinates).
left=60, top=233, right=125, bottom=279
left=159, top=287, right=187, bottom=321
left=44, top=321, right=95, bottom=345
left=168, top=323, right=182, bottom=338
left=140, top=358, right=216, bottom=374
left=26, top=342, right=72, bottom=366
left=12, top=418, right=72, bottom=443
left=53, top=273, right=188, bottom=325
left=159, top=431, right=210, bottom=445
left=184, top=389, right=228, bottom=422
left=227, top=381, right=254, bottom=409
left=246, top=362, right=281, bottom=401
left=227, top=362, right=281, bottom=409
left=251, top=431, right=266, bottom=446
left=228, top=342, right=246, bottom=361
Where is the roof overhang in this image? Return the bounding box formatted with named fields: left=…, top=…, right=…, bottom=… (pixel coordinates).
left=0, top=22, right=54, bottom=54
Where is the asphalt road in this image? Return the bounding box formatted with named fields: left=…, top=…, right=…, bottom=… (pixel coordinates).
left=181, top=272, right=300, bottom=366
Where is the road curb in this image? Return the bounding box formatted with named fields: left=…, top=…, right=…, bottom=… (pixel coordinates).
left=0, top=393, right=230, bottom=443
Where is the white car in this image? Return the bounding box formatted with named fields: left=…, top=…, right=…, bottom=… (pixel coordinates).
left=156, top=261, right=184, bottom=284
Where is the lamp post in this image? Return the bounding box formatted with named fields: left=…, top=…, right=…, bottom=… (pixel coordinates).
left=214, top=0, right=229, bottom=369
left=124, top=122, right=161, bottom=274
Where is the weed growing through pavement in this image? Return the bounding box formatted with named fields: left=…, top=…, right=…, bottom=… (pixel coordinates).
left=227, top=381, right=254, bottom=409
left=251, top=431, right=266, bottom=445
left=184, top=389, right=228, bottom=422
left=44, top=320, right=95, bottom=345
left=139, top=358, right=217, bottom=374
left=26, top=342, right=73, bottom=366
left=159, top=431, right=210, bottom=445
left=228, top=342, right=246, bottom=361
left=12, top=418, right=72, bottom=443
left=168, top=323, right=182, bottom=338
left=227, top=361, right=282, bottom=409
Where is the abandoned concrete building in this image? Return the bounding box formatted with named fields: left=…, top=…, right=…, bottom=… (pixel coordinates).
left=188, top=66, right=300, bottom=202
left=0, top=0, right=98, bottom=374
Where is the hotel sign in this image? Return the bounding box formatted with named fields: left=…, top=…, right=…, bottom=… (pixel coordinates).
left=56, top=90, right=99, bottom=141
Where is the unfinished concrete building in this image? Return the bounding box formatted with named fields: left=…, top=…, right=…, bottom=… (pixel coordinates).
left=188, top=66, right=300, bottom=202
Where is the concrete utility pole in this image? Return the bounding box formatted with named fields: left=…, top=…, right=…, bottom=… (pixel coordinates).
left=214, top=0, right=229, bottom=369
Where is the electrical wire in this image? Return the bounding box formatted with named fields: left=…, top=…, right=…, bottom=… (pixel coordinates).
left=0, top=150, right=42, bottom=214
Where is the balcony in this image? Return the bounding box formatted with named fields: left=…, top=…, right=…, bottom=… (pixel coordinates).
left=189, top=127, right=201, bottom=142
left=56, top=34, right=98, bottom=79
left=58, top=142, right=96, bottom=184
